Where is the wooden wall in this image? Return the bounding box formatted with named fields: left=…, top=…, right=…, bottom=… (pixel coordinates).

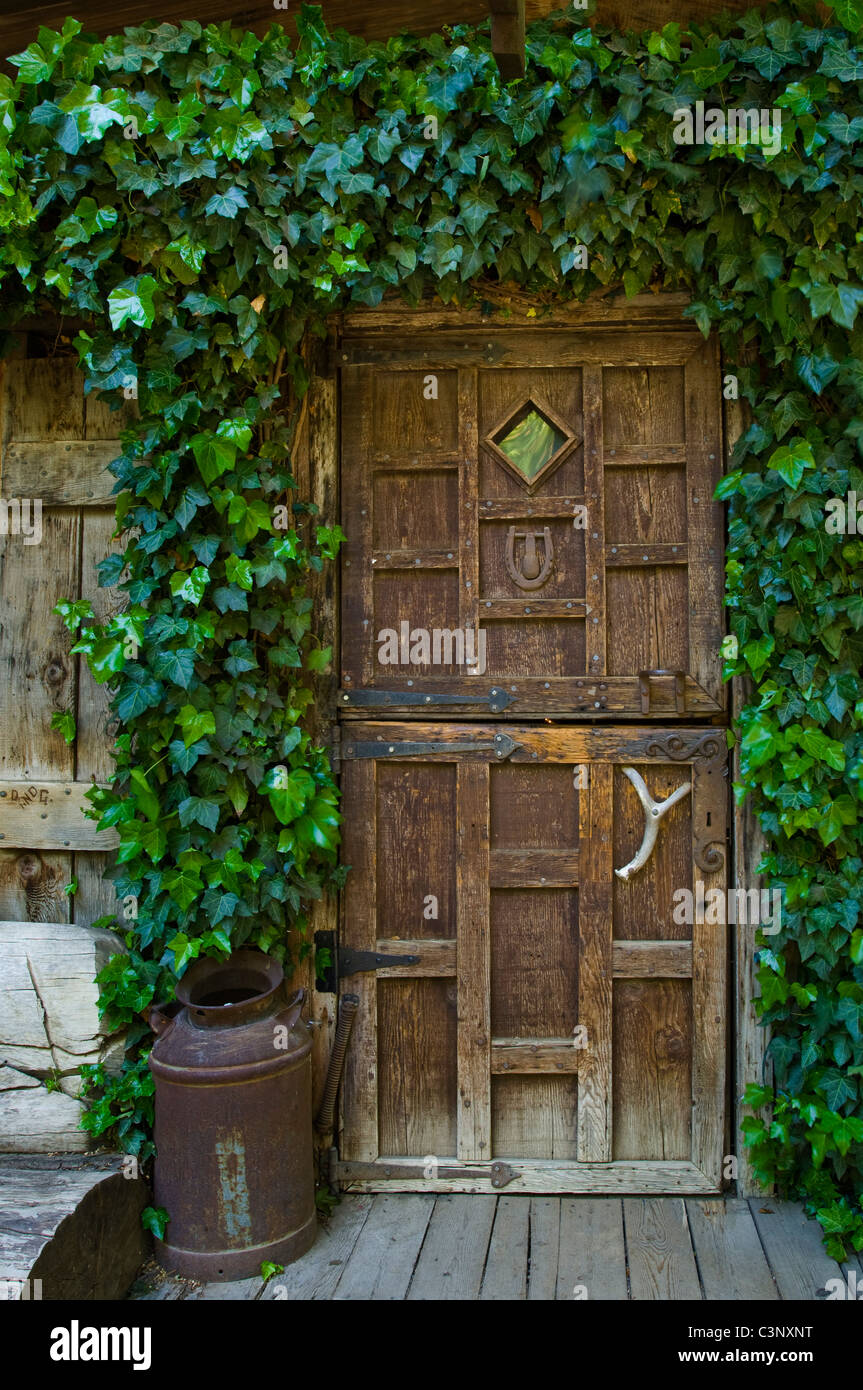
left=0, top=332, right=129, bottom=927
left=1, top=0, right=780, bottom=66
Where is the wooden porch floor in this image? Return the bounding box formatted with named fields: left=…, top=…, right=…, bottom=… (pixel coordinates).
left=129, top=1195, right=862, bottom=1301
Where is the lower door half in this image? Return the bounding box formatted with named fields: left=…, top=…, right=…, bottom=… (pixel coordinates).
left=335, top=723, right=727, bottom=1194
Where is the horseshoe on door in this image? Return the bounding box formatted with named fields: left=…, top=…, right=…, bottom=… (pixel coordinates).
left=614, top=767, right=692, bottom=880
left=505, top=526, right=554, bottom=591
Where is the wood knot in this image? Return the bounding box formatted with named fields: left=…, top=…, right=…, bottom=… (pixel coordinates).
left=654, top=1027, right=687, bottom=1064
left=43, top=655, right=68, bottom=688
left=17, top=853, right=42, bottom=884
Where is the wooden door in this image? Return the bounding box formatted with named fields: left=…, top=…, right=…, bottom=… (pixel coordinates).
left=335, top=311, right=728, bottom=1194
left=335, top=725, right=726, bottom=1193
left=339, top=328, right=724, bottom=719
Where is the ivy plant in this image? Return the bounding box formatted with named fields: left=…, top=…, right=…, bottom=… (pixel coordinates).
left=1, top=1, right=862, bottom=1255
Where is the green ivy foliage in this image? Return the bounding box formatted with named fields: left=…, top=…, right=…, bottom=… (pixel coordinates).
left=1, top=1, right=862, bottom=1252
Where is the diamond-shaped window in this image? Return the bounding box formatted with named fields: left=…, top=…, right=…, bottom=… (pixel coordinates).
left=484, top=396, right=581, bottom=492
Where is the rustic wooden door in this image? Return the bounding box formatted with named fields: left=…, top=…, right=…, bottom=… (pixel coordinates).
left=335, top=313, right=728, bottom=1194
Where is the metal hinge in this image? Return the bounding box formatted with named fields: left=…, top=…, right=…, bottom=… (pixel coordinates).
left=314, top=931, right=420, bottom=992
left=330, top=1151, right=516, bottom=1190
left=343, top=732, right=521, bottom=761
left=339, top=687, right=515, bottom=713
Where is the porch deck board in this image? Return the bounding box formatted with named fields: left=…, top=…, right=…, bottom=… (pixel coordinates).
left=127, top=1195, right=853, bottom=1302
left=624, top=1197, right=702, bottom=1301
left=557, top=1196, right=628, bottom=1300
left=748, top=1198, right=851, bottom=1302
left=332, top=1194, right=433, bottom=1301
left=406, top=1193, right=497, bottom=1301
left=479, top=1195, right=530, bottom=1301
left=685, top=1198, right=779, bottom=1301
left=526, top=1196, right=560, bottom=1300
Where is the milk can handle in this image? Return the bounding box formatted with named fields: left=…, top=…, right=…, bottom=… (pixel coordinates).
left=149, top=1000, right=179, bottom=1036
left=282, top=986, right=306, bottom=1029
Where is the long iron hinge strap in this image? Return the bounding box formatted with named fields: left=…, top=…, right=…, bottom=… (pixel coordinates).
left=339, top=687, right=514, bottom=712
left=343, top=733, right=521, bottom=761
left=331, top=1154, right=516, bottom=1190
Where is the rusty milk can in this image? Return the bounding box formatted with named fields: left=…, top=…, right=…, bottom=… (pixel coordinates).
left=148, top=950, right=316, bottom=1280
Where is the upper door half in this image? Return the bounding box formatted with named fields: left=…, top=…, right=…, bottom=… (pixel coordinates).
left=339, top=328, right=725, bottom=720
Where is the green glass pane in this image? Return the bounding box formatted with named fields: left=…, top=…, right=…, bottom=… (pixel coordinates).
left=496, top=408, right=566, bottom=481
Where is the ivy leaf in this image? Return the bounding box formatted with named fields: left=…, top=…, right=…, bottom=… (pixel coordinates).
left=151, top=647, right=197, bottom=689
left=191, top=432, right=237, bottom=485
left=830, top=0, right=863, bottom=34
left=129, top=768, right=161, bottom=822
left=141, top=1206, right=169, bottom=1239
left=167, top=929, right=203, bottom=969
left=170, top=567, right=209, bottom=606
left=107, top=276, right=158, bottom=331
left=818, top=1069, right=857, bottom=1110
left=177, top=705, right=216, bottom=748
left=263, top=766, right=316, bottom=824
left=766, top=441, right=815, bottom=487
left=51, top=710, right=76, bottom=745
left=225, top=555, right=253, bottom=590
left=459, top=188, right=497, bottom=238
left=114, top=668, right=163, bottom=722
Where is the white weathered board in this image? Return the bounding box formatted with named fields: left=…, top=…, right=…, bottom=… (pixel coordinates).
left=0, top=922, right=128, bottom=1151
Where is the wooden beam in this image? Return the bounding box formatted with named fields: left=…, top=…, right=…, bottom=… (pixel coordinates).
left=489, top=0, right=525, bottom=81
left=0, top=0, right=783, bottom=69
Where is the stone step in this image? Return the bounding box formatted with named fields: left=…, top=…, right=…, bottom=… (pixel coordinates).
left=0, top=1153, right=148, bottom=1299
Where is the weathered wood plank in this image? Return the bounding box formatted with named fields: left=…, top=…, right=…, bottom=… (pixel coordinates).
left=0, top=849, right=72, bottom=923
left=341, top=292, right=694, bottom=334
left=456, top=761, right=491, bottom=1161
left=0, top=511, right=80, bottom=780
left=0, top=1157, right=147, bottom=1299
left=491, top=1038, right=580, bottom=1074
left=684, top=335, right=724, bottom=711
left=339, top=675, right=721, bottom=718
left=338, top=761, right=379, bottom=1162
left=557, top=1198, right=628, bottom=1300
left=0, top=359, right=83, bottom=445
left=624, top=1198, right=702, bottom=1300
left=489, top=848, right=579, bottom=887
left=490, top=0, right=525, bottom=80
left=339, top=332, right=698, bottom=369
left=337, top=1158, right=714, bottom=1194
left=407, top=1195, right=496, bottom=1300
left=184, top=1276, right=263, bottom=1301
left=332, top=1194, right=433, bottom=1300
left=690, top=756, right=728, bottom=1185
left=0, top=783, right=118, bottom=851
left=374, top=937, right=456, bottom=977
left=479, top=1195, right=529, bottom=1300
left=577, top=763, right=613, bottom=1162
left=2, top=442, right=120, bottom=506
left=611, top=940, right=693, bottom=978
left=686, top=1198, right=778, bottom=1300
left=258, top=1196, right=374, bottom=1301
left=0, top=1072, right=89, bottom=1154
left=748, top=1199, right=846, bottom=1301
left=583, top=365, right=606, bottom=681
left=526, top=1197, right=560, bottom=1300
left=0, top=921, right=126, bottom=1114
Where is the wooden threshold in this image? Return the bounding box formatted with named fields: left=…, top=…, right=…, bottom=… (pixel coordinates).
left=333, top=1157, right=721, bottom=1195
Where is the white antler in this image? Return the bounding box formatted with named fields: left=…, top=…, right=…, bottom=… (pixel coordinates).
left=614, top=767, right=692, bottom=880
